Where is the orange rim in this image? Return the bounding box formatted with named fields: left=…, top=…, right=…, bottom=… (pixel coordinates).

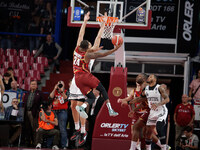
left=97, top=16, right=118, bottom=26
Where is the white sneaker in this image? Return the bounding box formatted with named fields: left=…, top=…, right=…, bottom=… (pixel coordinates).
left=36, top=143, right=41, bottom=149
left=108, top=109, right=119, bottom=117
left=76, top=105, right=88, bottom=118
left=52, top=145, right=59, bottom=149
left=166, top=145, right=171, bottom=150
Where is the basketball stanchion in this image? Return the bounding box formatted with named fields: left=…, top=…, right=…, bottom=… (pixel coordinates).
left=92, top=15, right=131, bottom=150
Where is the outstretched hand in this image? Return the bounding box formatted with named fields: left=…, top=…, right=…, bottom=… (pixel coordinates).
left=102, top=12, right=108, bottom=23
left=84, top=11, right=90, bottom=21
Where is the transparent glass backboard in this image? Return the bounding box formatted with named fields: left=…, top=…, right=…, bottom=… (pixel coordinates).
left=68, top=0, right=151, bottom=30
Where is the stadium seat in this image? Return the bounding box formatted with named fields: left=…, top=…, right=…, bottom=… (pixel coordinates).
left=31, top=63, right=44, bottom=74
left=0, top=48, right=4, bottom=56
left=17, top=77, right=24, bottom=86
left=31, top=49, right=38, bottom=57
left=21, top=56, right=34, bottom=65
left=0, top=68, right=6, bottom=76
left=5, top=48, right=17, bottom=57
left=0, top=55, right=6, bottom=67
left=21, top=83, right=30, bottom=91
left=14, top=69, right=26, bottom=79
left=27, top=70, right=41, bottom=81
left=3, top=61, right=15, bottom=69
left=8, top=55, right=20, bottom=64
left=17, top=62, right=30, bottom=73
left=19, top=49, right=30, bottom=58
left=36, top=57, right=48, bottom=68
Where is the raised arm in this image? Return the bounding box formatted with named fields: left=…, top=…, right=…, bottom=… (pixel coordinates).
left=0, top=75, right=5, bottom=100
left=85, top=43, right=121, bottom=61
left=91, top=12, right=107, bottom=50
left=76, top=12, right=90, bottom=47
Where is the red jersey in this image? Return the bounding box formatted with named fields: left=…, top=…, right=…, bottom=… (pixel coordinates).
left=174, top=103, right=195, bottom=126
left=52, top=89, right=68, bottom=110
left=73, top=46, right=90, bottom=74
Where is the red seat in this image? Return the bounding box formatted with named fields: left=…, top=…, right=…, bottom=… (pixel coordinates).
left=36, top=57, right=48, bottom=68
left=8, top=55, right=20, bottom=64
left=19, top=49, right=30, bottom=58
left=21, top=83, right=30, bottom=91
left=31, top=63, right=44, bottom=74
left=17, top=77, right=24, bottom=86
left=0, top=55, right=6, bottom=66
left=31, top=49, right=38, bottom=57
left=5, top=49, right=17, bottom=57
left=3, top=61, right=15, bottom=69
left=14, top=69, right=26, bottom=78
left=21, top=56, right=34, bottom=65
left=17, top=62, right=30, bottom=73
left=0, top=48, right=4, bottom=56
left=0, top=68, right=6, bottom=76
left=27, top=70, right=41, bottom=81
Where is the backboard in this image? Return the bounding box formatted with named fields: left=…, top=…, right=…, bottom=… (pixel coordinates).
left=68, top=0, right=152, bottom=30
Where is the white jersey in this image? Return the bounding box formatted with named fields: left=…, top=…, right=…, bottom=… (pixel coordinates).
left=145, top=84, right=168, bottom=125
left=68, top=59, right=95, bottom=100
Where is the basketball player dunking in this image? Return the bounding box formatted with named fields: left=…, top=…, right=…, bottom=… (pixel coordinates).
left=73, top=12, right=122, bottom=119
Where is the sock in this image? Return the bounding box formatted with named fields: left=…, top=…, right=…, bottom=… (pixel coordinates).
left=136, top=141, right=141, bottom=150
left=156, top=140, right=162, bottom=148
left=81, top=125, right=86, bottom=133
left=129, top=141, right=137, bottom=150
left=146, top=145, right=151, bottom=150
left=106, top=102, right=112, bottom=110
left=161, top=144, right=166, bottom=150
left=81, top=103, right=87, bottom=108
left=75, top=122, right=79, bottom=130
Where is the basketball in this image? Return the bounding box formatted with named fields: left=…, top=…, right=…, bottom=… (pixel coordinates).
left=112, top=35, right=123, bottom=46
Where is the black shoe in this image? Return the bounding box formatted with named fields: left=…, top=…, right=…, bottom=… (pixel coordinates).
left=70, top=129, right=81, bottom=141
left=77, top=132, right=87, bottom=147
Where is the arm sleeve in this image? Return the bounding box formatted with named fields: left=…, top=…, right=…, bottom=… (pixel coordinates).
left=34, top=44, right=44, bottom=58
left=55, top=43, right=62, bottom=57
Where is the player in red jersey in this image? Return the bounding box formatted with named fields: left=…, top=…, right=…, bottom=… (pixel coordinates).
left=73, top=12, right=122, bottom=119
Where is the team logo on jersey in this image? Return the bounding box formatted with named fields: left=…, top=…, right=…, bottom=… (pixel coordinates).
left=112, top=87, right=122, bottom=97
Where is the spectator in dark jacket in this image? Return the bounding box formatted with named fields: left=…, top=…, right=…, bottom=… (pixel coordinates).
left=5, top=98, right=23, bottom=146
left=22, top=80, right=44, bottom=146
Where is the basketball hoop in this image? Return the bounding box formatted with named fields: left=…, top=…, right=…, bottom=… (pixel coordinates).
left=97, top=16, right=118, bottom=39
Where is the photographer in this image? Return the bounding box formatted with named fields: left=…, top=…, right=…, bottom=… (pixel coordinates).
left=35, top=101, right=60, bottom=149
left=49, top=81, right=69, bottom=149
left=177, top=126, right=199, bottom=150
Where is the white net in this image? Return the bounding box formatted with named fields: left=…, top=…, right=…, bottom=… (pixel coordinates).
left=97, top=16, right=118, bottom=39
left=101, top=23, right=116, bottom=39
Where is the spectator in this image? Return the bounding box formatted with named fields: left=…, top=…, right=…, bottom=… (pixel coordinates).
left=23, top=80, right=44, bottom=146
left=49, top=81, right=69, bottom=149
left=85, top=89, right=104, bottom=150
left=4, top=98, right=23, bottom=146
left=0, top=74, right=5, bottom=100
left=189, top=69, right=200, bottom=104
left=0, top=100, right=5, bottom=120
left=34, top=34, right=62, bottom=74
left=7, top=67, right=17, bottom=82
left=35, top=101, right=59, bottom=149
left=3, top=72, right=12, bottom=90
left=174, top=94, right=195, bottom=149
left=9, top=81, right=23, bottom=93
left=177, top=126, right=199, bottom=150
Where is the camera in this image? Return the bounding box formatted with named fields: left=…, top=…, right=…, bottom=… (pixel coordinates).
left=58, top=83, right=63, bottom=88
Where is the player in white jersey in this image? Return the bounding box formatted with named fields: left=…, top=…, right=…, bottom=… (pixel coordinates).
left=0, top=75, right=5, bottom=101
left=143, top=74, right=169, bottom=150
left=69, top=59, right=94, bottom=146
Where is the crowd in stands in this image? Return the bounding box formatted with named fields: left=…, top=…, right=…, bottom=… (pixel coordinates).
left=0, top=0, right=57, bottom=52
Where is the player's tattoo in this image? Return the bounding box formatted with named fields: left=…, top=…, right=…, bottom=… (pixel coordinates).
left=159, top=86, right=169, bottom=100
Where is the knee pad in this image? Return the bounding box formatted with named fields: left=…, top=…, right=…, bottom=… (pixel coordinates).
left=96, top=82, right=109, bottom=100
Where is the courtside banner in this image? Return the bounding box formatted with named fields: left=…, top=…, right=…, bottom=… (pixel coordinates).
left=176, top=0, right=200, bottom=56
left=92, top=67, right=131, bottom=150
left=2, top=91, right=17, bottom=108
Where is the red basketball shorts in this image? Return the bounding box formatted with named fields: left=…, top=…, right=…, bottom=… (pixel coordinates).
left=75, top=72, right=100, bottom=95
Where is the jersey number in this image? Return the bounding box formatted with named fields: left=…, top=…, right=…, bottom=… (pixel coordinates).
left=73, top=56, right=80, bottom=66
